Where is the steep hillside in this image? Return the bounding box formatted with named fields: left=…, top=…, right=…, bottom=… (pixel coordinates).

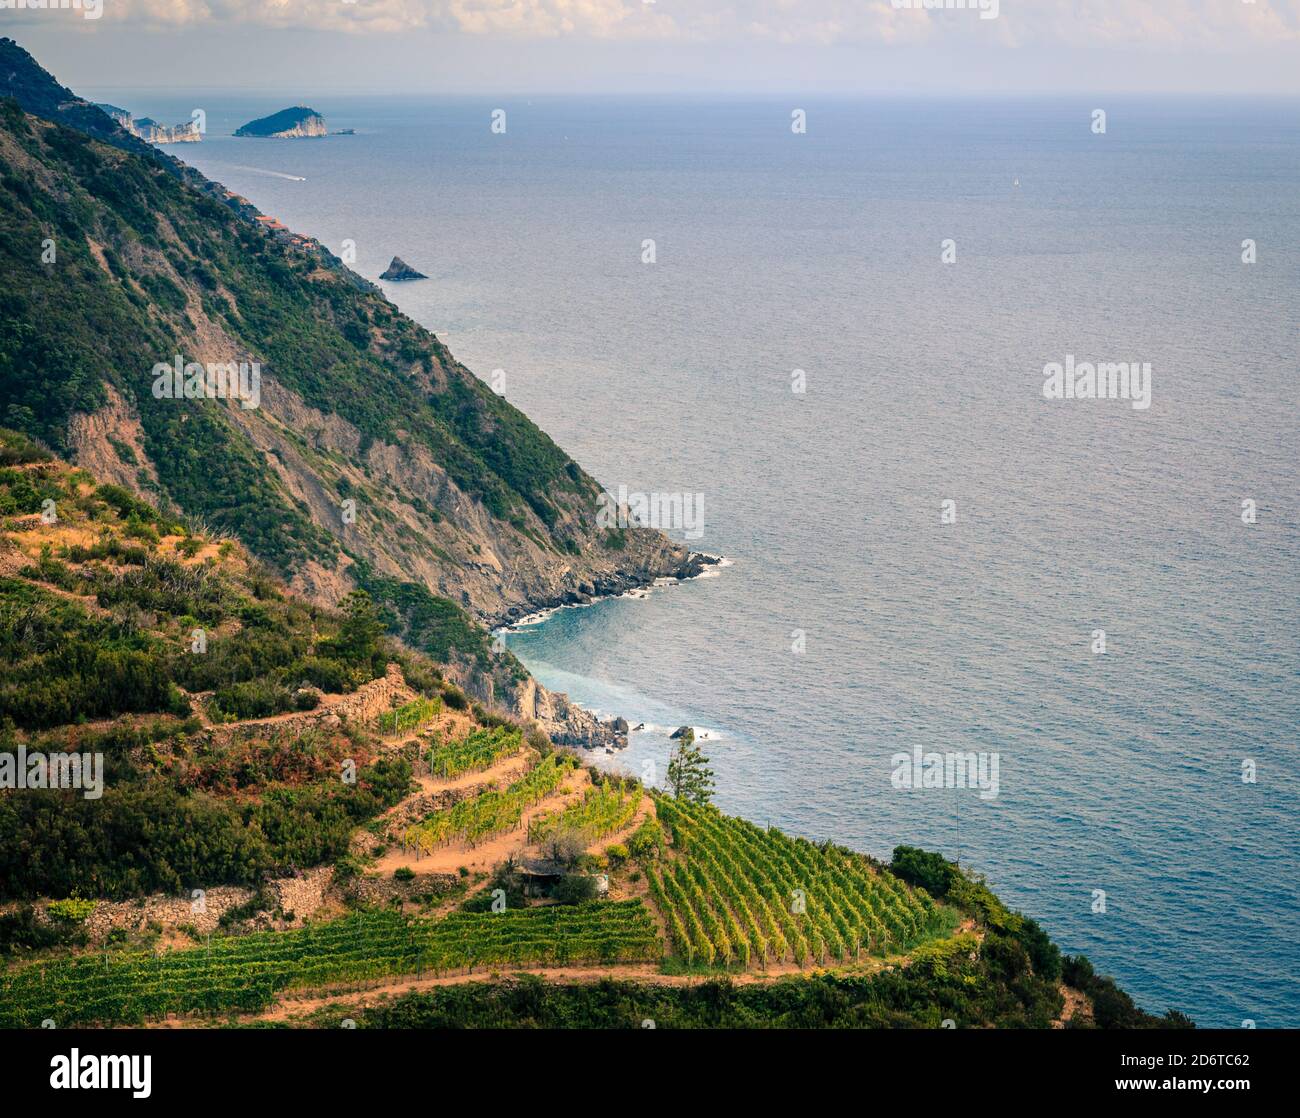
left=0, top=430, right=1187, bottom=1030
left=0, top=428, right=443, bottom=898
left=0, top=37, right=697, bottom=648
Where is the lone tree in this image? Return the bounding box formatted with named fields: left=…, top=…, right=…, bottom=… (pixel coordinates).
left=667, top=729, right=715, bottom=804
left=334, top=590, right=385, bottom=669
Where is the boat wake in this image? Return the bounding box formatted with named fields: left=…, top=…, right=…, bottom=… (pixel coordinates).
left=226, top=164, right=306, bottom=181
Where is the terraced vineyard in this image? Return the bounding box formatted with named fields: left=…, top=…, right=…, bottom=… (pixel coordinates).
left=529, top=783, right=640, bottom=844
left=405, top=754, right=572, bottom=851
left=0, top=901, right=661, bottom=1028
left=650, top=798, right=950, bottom=969
left=425, top=725, right=523, bottom=779
left=378, top=697, right=442, bottom=735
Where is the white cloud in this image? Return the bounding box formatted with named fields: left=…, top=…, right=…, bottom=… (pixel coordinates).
left=98, top=0, right=1300, bottom=46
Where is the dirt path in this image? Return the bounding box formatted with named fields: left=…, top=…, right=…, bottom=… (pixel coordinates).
left=1054, top=984, right=1092, bottom=1028
left=0, top=541, right=111, bottom=615
left=417, top=750, right=532, bottom=796
left=202, top=950, right=907, bottom=1027
left=351, top=749, right=533, bottom=861
left=369, top=767, right=593, bottom=876
left=385, top=707, right=476, bottom=752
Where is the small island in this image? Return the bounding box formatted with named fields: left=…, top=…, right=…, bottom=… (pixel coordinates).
left=234, top=106, right=327, bottom=138
left=379, top=256, right=428, bottom=281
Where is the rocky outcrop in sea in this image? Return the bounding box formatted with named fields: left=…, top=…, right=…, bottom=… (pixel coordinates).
left=380, top=256, right=428, bottom=281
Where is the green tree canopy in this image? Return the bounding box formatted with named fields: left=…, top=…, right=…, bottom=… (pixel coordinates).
left=667, top=730, right=715, bottom=804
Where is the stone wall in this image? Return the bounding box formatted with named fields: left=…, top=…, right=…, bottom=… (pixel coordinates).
left=211, top=661, right=416, bottom=745
left=80, top=886, right=254, bottom=940
left=270, top=865, right=333, bottom=923
left=330, top=661, right=414, bottom=723
left=346, top=872, right=460, bottom=906
left=49, top=865, right=337, bottom=943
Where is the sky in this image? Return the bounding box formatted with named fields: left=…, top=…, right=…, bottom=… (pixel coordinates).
left=4, top=1, right=1299, bottom=95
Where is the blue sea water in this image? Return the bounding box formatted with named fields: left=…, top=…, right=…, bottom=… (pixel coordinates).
left=101, top=91, right=1300, bottom=1026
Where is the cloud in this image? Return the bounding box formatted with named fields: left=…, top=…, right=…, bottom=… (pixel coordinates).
left=93, top=0, right=1300, bottom=47
left=98, top=0, right=674, bottom=37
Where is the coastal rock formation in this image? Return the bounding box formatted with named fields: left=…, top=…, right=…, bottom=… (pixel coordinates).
left=484, top=555, right=711, bottom=631
left=380, top=256, right=427, bottom=281
left=514, top=677, right=630, bottom=751
left=133, top=116, right=201, bottom=144
left=675, top=552, right=721, bottom=580
left=95, top=103, right=200, bottom=144
left=234, top=106, right=327, bottom=138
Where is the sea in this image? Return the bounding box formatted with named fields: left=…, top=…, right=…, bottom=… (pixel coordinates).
left=93, top=89, right=1299, bottom=1027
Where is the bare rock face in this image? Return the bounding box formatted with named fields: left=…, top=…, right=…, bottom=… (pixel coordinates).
left=380, top=256, right=428, bottom=281
left=516, top=678, right=630, bottom=751
left=134, top=117, right=201, bottom=144
left=95, top=104, right=200, bottom=144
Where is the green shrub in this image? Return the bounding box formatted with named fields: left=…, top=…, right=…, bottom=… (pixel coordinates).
left=209, top=678, right=294, bottom=721
left=47, top=898, right=97, bottom=922
left=552, top=873, right=598, bottom=906
left=889, top=845, right=956, bottom=898
left=0, top=905, right=85, bottom=956
left=288, top=657, right=354, bottom=694
left=626, top=817, right=664, bottom=860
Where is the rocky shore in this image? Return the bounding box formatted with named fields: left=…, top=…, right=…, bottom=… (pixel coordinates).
left=486, top=549, right=720, bottom=631
left=500, top=551, right=722, bottom=753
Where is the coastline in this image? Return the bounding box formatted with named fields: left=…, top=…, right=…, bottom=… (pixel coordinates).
left=499, top=551, right=729, bottom=753
left=483, top=549, right=723, bottom=633
left=495, top=550, right=729, bottom=633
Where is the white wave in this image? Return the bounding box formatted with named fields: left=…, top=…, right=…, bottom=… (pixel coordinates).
left=499, top=554, right=728, bottom=631
left=632, top=722, right=723, bottom=741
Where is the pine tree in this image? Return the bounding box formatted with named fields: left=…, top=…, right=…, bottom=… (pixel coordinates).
left=667, top=729, right=715, bottom=804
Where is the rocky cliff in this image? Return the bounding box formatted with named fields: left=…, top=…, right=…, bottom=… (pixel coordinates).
left=97, top=104, right=201, bottom=144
